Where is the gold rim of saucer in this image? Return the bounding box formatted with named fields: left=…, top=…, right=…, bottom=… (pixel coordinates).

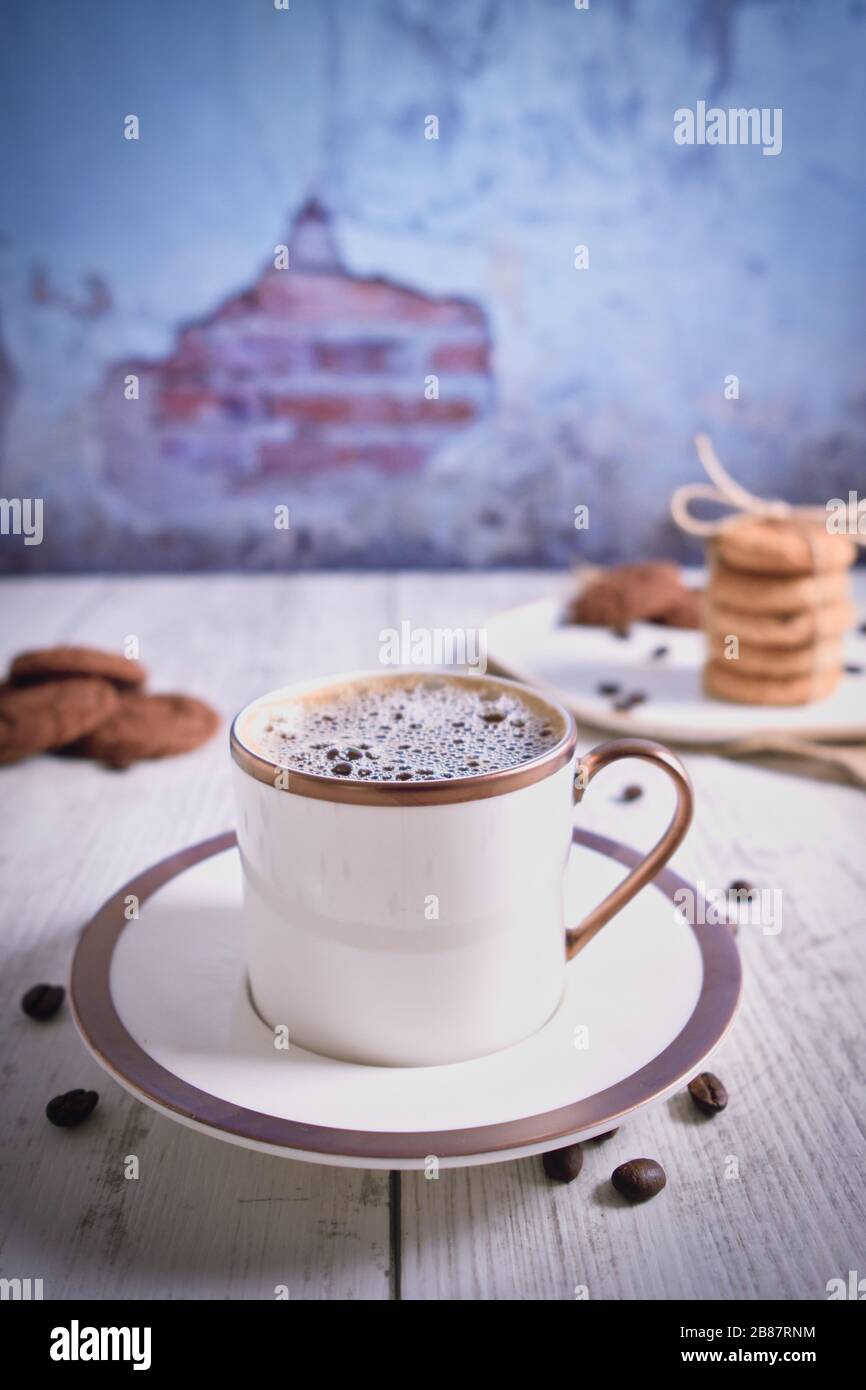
left=230, top=669, right=578, bottom=805
left=69, top=828, right=742, bottom=1162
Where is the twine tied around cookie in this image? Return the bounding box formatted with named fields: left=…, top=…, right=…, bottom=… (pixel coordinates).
left=671, top=434, right=866, bottom=545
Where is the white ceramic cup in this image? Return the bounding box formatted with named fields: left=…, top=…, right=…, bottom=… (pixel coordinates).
left=231, top=670, right=693, bottom=1067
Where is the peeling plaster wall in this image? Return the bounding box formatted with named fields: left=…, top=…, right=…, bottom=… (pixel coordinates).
left=0, top=0, right=865, bottom=571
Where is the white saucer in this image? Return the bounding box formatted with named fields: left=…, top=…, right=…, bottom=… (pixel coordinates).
left=486, top=595, right=866, bottom=745
left=70, top=830, right=741, bottom=1170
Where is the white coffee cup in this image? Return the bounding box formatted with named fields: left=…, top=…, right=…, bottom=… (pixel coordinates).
left=231, top=670, right=692, bottom=1067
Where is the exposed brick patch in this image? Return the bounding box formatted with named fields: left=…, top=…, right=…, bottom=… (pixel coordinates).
left=31, top=267, right=112, bottom=319
left=265, top=393, right=478, bottom=427
left=158, top=388, right=221, bottom=422
left=255, top=439, right=428, bottom=482
left=429, top=341, right=491, bottom=372
left=249, top=272, right=485, bottom=327
left=311, top=340, right=404, bottom=373
left=97, top=199, right=493, bottom=490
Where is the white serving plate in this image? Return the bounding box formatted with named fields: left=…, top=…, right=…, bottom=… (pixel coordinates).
left=486, top=591, right=866, bottom=746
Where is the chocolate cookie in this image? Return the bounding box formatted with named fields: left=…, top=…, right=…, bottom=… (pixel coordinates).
left=654, top=588, right=704, bottom=629
left=704, top=598, right=856, bottom=649
left=706, top=635, right=843, bottom=678
left=569, top=563, right=683, bottom=628
left=0, top=678, right=120, bottom=764
left=704, top=661, right=841, bottom=707
left=710, top=563, right=849, bottom=616
left=716, top=519, right=856, bottom=577
left=76, top=692, right=220, bottom=769
left=10, top=644, right=147, bottom=690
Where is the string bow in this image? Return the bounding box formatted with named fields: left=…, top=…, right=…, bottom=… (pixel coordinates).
left=671, top=435, right=865, bottom=545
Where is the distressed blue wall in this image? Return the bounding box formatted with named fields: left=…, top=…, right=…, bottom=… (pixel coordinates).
left=1, top=0, right=865, bottom=570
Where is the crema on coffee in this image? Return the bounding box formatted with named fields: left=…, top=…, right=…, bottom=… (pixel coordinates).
left=242, top=673, right=565, bottom=783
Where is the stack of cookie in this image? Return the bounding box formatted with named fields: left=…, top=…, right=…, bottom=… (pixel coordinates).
left=703, top=520, right=857, bottom=705
left=0, top=645, right=220, bottom=767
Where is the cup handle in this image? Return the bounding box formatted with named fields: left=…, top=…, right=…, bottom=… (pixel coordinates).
left=566, top=737, right=693, bottom=961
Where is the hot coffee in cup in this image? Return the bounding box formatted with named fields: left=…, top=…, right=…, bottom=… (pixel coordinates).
left=231, top=670, right=692, bottom=1067
left=242, top=671, right=565, bottom=784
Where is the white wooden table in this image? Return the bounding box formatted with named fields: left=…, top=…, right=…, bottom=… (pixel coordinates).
left=1, top=573, right=864, bottom=1301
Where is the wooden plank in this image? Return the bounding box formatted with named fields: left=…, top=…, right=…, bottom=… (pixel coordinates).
left=0, top=575, right=394, bottom=1300
left=400, top=747, right=866, bottom=1299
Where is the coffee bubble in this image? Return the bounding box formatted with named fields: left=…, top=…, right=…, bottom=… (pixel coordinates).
left=246, top=674, right=565, bottom=784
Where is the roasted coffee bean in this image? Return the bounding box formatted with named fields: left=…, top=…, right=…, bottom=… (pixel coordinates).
left=617, top=785, right=643, bottom=803
left=651, top=645, right=669, bottom=660
left=46, top=1089, right=99, bottom=1128
left=728, top=879, right=756, bottom=900
left=611, top=1158, right=666, bottom=1202
left=613, top=691, right=647, bottom=712
left=597, top=682, right=620, bottom=697
left=21, top=983, right=65, bottom=1021
left=590, top=1128, right=619, bottom=1143
left=688, top=1071, right=728, bottom=1115
left=542, top=1143, right=583, bottom=1183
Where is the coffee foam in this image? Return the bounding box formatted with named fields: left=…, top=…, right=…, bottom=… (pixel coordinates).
left=241, top=673, right=566, bottom=784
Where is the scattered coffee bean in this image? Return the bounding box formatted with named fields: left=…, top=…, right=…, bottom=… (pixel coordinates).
left=46, top=1089, right=99, bottom=1128
left=651, top=645, right=669, bottom=660
left=688, top=1072, right=728, bottom=1115
left=844, top=663, right=863, bottom=675
left=542, top=1143, right=583, bottom=1183
left=613, top=691, right=648, bottom=712
left=611, top=1157, right=666, bottom=1202
left=590, top=1128, right=619, bottom=1143
left=21, top=983, right=65, bottom=1021
left=728, top=879, right=756, bottom=900
left=597, top=681, right=621, bottom=697
left=617, top=785, right=643, bottom=803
